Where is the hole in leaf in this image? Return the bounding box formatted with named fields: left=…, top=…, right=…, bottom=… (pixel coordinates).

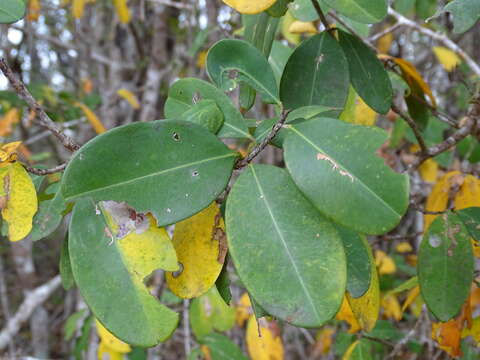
left=172, top=132, right=180, bottom=141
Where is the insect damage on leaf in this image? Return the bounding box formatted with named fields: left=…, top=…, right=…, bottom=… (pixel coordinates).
left=316, top=152, right=354, bottom=182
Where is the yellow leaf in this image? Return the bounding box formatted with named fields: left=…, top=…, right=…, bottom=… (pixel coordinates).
left=0, top=141, right=22, bottom=163
left=222, top=0, right=277, bottom=14
left=246, top=316, right=284, bottom=360
left=96, top=319, right=131, bottom=354
left=116, top=89, right=140, bottom=109
left=454, top=174, right=480, bottom=210
left=354, top=97, right=377, bottom=126
left=433, top=46, right=461, bottom=72
left=432, top=320, right=463, bottom=357
left=335, top=296, right=361, bottom=333
left=472, top=239, right=480, bottom=258
left=166, top=203, right=227, bottom=299
left=347, top=248, right=380, bottom=332
left=1, top=162, right=38, bottom=242
left=382, top=294, right=402, bottom=320
left=288, top=21, right=318, bottom=34
left=376, top=30, right=393, bottom=54
left=236, top=292, right=253, bottom=327
left=72, top=0, right=85, bottom=18
left=375, top=250, right=396, bottom=275
left=395, top=241, right=413, bottom=253
left=419, top=158, right=438, bottom=183
left=75, top=102, right=106, bottom=134
left=342, top=340, right=359, bottom=360
left=27, top=0, right=41, bottom=21
left=113, top=0, right=131, bottom=24
left=97, top=342, right=125, bottom=360
left=313, top=327, right=335, bottom=356
left=462, top=317, right=480, bottom=344
left=0, top=109, right=20, bottom=137
left=281, top=11, right=300, bottom=45
left=390, top=57, right=437, bottom=107
left=196, top=50, right=208, bottom=69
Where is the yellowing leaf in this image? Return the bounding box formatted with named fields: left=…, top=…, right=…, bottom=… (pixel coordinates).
left=375, top=250, right=396, bottom=275
left=0, top=109, right=20, bottom=137
left=72, top=0, right=85, bottom=18
left=1, top=162, right=38, bottom=242
left=222, top=0, right=277, bottom=14
left=335, top=296, right=361, bottom=333
left=246, top=316, right=284, bottom=360
left=354, top=96, right=377, bottom=126
left=419, top=158, right=439, bottom=183
left=117, top=89, right=140, bottom=109
left=288, top=21, right=318, bottom=34
left=462, top=317, right=480, bottom=344
left=433, top=46, right=461, bottom=72
left=196, top=50, right=207, bottom=69
left=395, top=241, right=413, bottom=253
left=454, top=174, right=480, bottom=210
left=96, top=319, right=131, bottom=354
left=113, top=0, right=130, bottom=24
left=0, top=141, right=22, bottom=163
left=97, top=342, right=124, bottom=360
left=376, top=30, right=393, bottom=54
left=390, top=57, right=437, bottom=107
left=166, top=203, right=227, bottom=299
left=347, top=254, right=380, bottom=332
left=27, top=0, right=41, bottom=21
left=342, top=340, right=359, bottom=360
left=236, top=292, right=253, bottom=327
left=281, top=11, right=300, bottom=45
left=382, top=294, right=402, bottom=320
left=432, top=320, right=463, bottom=357
left=75, top=102, right=106, bottom=134
left=402, top=285, right=420, bottom=313
left=313, top=327, right=335, bottom=356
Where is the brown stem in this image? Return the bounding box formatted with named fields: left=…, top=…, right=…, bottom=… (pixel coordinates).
left=391, top=103, right=428, bottom=153
left=0, top=59, right=80, bottom=152
left=310, top=0, right=330, bottom=31
left=25, top=163, right=67, bottom=175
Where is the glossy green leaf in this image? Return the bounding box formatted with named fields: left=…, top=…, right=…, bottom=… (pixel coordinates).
left=280, top=32, right=349, bottom=110
left=0, top=0, right=25, bottom=24
left=431, top=0, right=480, bottom=34
left=266, top=0, right=291, bottom=17
left=456, top=207, right=480, bottom=241
left=178, top=99, right=224, bottom=134
left=190, top=286, right=235, bottom=339
left=206, top=39, right=280, bottom=105
left=215, top=264, right=232, bottom=305
left=199, top=333, right=247, bottom=360
left=322, top=0, right=387, bottom=23
left=283, top=118, right=409, bottom=235
left=268, top=41, right=293, bottom=84
left=61, top=120, right=236, bottom=226
left=60, top=235, right=75, bottom=290
left=338, top=226, right=371, bottom=298
left=30, top=182, right=66, bottom=241
left=289, top=0, right=319, bottom=21
left=69, top=198, right=179, bottom=346
left=338, top=30, right=392, bottom=114
left=164, top=78, right=251, bottom=139
left=226, top=164, right=346, bottom=327
left=418, top=212, right=474, bottom=321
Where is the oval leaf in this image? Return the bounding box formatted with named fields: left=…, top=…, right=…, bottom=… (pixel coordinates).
left=284, top=118, right=409, bottom=234
left=322, top=0, right=387, bottom=24
left=69, top=199, right=179, bottom=346
left=226, top=164, right=346, bottom=327
left=222, top=0, right=277, bottom=14
left=338, top=30, right=392, bottom=114
left=206, top=39, right=280, bottom=105
left=418, top=212, right=474, bottom=321
left=280, top=32, right=349, bottom=110
left=61, top=120, right=236, bottom=226
left=0, top=0, right=25, bottom=24
left=165, top=78, right=251, bottom=139
left=166, top=202, right=227, bottom=299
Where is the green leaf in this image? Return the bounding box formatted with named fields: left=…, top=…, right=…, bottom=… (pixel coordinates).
left=199, top=333, right=247, bottom=360
left=280, top=32, right=349, bottom=110
left=386, top=276, right=418, bottom=296
left=266, top=0, right=291, bottom=17
left=206, top=39, right=280, bottom=105
left=60, top=235, right=75, bottom=290
left=289, top=0, right=319, bottom=21
left=338, top=30, right=392, bottom=114
left=418, top=212, right=474, bottom=321
left=322, top=0, right=387, bottom=23
left=268, top=41, right=293, bottom=84
left=64, top=309, right=87, bottom=341
left=190, top=286, right=235, bottom=339
left=69, top=199, right=179, bottom=346
left=61, top=120, right=236, bottom=227
left=226, top=164, right=346, bottom=327
left=283, top=118, right=409, bottom=235
left=431, top=0, right=480, bottom=34
left=338, top=226, right=372, bottom=298
left=0, top=0, right=25, bottom=24
left=178, top=99, right=224, bottom=134
left=215, top=263, right=232, bottom=305
left=165, top=78, right=251, bottom=139
left=30, top=182, right=66, bottom=241
left=456, top=207, right=480, bottom=241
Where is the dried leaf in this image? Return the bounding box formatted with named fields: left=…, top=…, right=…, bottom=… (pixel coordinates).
left=117, top=88, right=140, bottom=109
left=432, top=320, right=463, bottom=357
left=0, top=109, right=20, bottom=137
left=75, top=102, right=106, bottom=134
left=246, top=316, right=284, bottom=360
left=433, top=46, right=462, bottom=72
left=222, top=0, right=277, bottom=14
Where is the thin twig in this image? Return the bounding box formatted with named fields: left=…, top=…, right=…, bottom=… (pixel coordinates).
left=387, top=7, right=480, bottom=77
left=361, top=334, right=395, bottom=348
left=0, top=59, right=80, bottom=152
left=310, top=0, right=330, bottom=31
left=369, top=23, right=403, bottom=43
left=182, top=299, right=191, bottom=357
left=235, top=109, right=290, bottom=169
left=25, top=163, right=67, bottom=175
left=391, top=103, right=428, bottom=153
left=0, top=276, right=61, bottom=351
